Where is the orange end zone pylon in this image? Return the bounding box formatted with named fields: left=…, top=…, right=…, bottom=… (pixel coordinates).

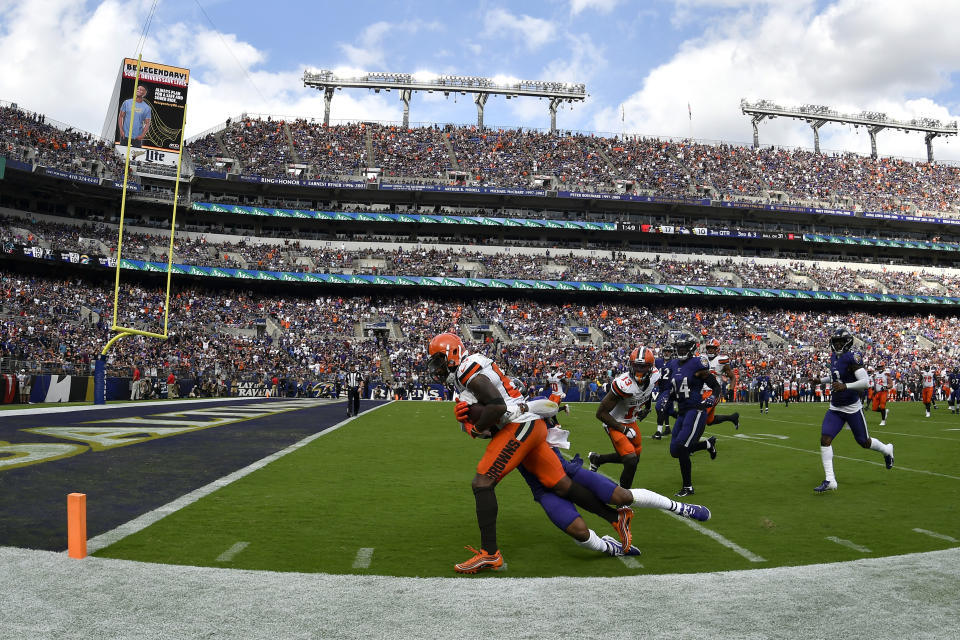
left=67, top=493, right=87, bottom=559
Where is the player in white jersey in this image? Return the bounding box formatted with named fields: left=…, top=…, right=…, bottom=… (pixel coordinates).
left=428, top=332, right=713, bottom=573
left=704, top=339, right=740, bottom=428
left=921, top=368, right=936, bottom=417
left=545, top=364, right=571, bottom=417
left=588, top=346, right=658, bottom=488
left=871, top=365, right=892, bottom=425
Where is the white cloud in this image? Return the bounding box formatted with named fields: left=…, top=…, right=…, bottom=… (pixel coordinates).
left=542, top=33, right=606, bottom=83
left=595, top=0, right=960, bottom=161
left=0, top=1, right=406, bottom=138
left=338, top=21, right=393, bottom=69
left=337, top=20, right=443, bottom=71
left=570, top=0, right=621, bottom=15
left=483, top=8, right=558, bottom=51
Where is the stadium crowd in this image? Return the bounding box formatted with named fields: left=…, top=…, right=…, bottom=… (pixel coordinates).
left=5, top=101, right=960, bottom=218
left=181, top=118, right=960, bottom=217
left=5, top=215, right=960, bottom=295
left=3, top=268, right=959, bottom=403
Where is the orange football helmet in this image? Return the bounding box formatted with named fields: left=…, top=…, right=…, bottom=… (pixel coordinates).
left=427, top=332, right=466, bottom=380
left=629, top=345, right=656, bottom=383
left=705, top=338, right=721, bottom=357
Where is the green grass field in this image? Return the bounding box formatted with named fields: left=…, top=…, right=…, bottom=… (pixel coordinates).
left=94, top=400, right=960, bottom=577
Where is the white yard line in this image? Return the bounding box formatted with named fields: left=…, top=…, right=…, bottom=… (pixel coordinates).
left=560, top=453, right=766, bottom=564
left=727, top=434, right=960, bottom=481
left=85, top=402, right=393, bottom=554
left=352, top=548, right=374, bottom=569
left=913, top=528, right=959, bottom=543
left=871, top=430, right=960, bottom=442
left=826, top=536, right=872, bottom=553
left=216, top=542, right=249, bottom=562
left=617, top=556, right=643, bottom=569
left=666, top=512, right=766, bottom=562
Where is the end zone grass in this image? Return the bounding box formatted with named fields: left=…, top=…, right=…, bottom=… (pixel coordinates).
left=94, top=401, right=960, bottom=577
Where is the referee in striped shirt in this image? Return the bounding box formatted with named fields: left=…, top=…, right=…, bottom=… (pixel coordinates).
left=346, top=365, right=362, bottom=417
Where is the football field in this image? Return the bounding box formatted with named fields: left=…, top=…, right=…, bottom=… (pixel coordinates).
left=92, top=400, right=960, bottom=577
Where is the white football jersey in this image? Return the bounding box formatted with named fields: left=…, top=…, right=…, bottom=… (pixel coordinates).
left=546, top=371, right=565, bottom=397
left=606, top=370, right=660, bottom=425
left=874, top=370, right=890, bottom=392
left=708, top=354, right=730, bottom=377
left=923, top=371, right=935, bottom=388
left=454, top=353, right=524, bottom=427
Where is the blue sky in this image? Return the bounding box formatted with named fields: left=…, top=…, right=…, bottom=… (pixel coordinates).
left=2, top=0, right=960, bottom=161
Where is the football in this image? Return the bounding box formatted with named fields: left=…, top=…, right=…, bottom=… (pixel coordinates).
left=466, top=402, right=485, bottom=426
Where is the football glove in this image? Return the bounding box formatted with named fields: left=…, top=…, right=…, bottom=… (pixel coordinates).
left=623, top=427, right=637, bottom=439
left=460, top=421, right=490, bottom=439
left=454, top=400, right=470, bottom=422
left=700, top=395, right=718, bottom=408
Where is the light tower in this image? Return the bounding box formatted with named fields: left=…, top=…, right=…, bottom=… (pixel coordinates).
left=304, top=70, right=587, bottom=131
left=741, top=99, right=958, bottom=161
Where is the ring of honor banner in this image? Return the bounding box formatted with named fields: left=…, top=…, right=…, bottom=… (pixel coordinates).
left=105, top=58, right=189, bottom=165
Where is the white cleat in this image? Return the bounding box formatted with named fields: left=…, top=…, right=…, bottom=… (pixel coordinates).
left=926, top=412, right=931, bottom=418
left=879, top=421, right=885, bottom=426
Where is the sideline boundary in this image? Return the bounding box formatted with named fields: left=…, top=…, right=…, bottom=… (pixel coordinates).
left=85, top=401, right=392, bottom=554
left=3, top=546, right=958, bottom=638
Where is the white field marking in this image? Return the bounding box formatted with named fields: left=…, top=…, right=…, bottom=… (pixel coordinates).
left=826, top=536, right=872, bottom=553
left=84, top=401, right=394, bottom=554
left=871, top=430, right=960, bottom=442
left=913, top=528, right=959, bottom=543
left=0, top=396, right=258, bottom=418
left=667, top=512, right=766, bottom=563
left=216, top=542, right=249, bottom=562
left=617, top=555, right=643, bottom=569
left=352, top=548, right=374, bottom=569
left=723, top=435, right=960, bottom=481
left=560, top=453, right=766, bottom=563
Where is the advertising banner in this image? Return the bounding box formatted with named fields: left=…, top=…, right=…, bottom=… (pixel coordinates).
left=113, top=58, right=190, bottom=165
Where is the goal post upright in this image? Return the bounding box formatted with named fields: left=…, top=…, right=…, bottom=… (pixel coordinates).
left=96, top=56, right=190, bottom=404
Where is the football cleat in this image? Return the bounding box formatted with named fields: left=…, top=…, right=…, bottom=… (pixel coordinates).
left=601, top=534, right=641, bottom=557
left=562, top=404, right=571, bottom=414
left=651, top=431, right=662, bottom=440
left=814, top=479, right=838, bottom=493
left=732, top=412, right=740, bottom=430
left=454, top=546, right=503, bottom=574
left=926, top=412, right=931, bottom=418
left=588, top=451, right=600, bottom=472
left=879, top=421, right=885, bottom=426
left=613, top=507, right=633, bottom=551
left=663, top=426, right=672, bottom=435
left=678, top=502, right=712, bottom=522
left=675, top=486, right=695, bottom=497
left=706, top=436, right=718, bottom=460
left=885, top=445, right=895, bottom=470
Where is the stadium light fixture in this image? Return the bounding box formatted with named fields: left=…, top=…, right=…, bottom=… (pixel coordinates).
left=741, top=97, right=957, bottom=161
left=304, top=68, right=586, bottom=131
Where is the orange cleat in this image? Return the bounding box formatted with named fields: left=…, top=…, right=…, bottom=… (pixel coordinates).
left=454, top=545, right=504, bottom=574
left=613, top=507, right=633, bottom=551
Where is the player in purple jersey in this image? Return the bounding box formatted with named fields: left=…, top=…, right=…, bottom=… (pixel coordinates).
left=668, top=333, right=723, bottom=497
left=809, top=327, right=894, bottom=493
left=755, top=368, right=772, bottom=413
left=948, top=368, right=960, bottom=414
left=652, top=344, right=677, bottom=439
